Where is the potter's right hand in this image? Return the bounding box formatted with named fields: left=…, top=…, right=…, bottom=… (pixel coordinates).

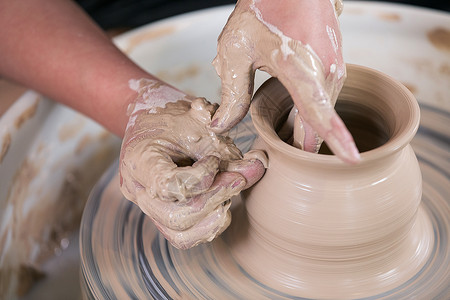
left=211, top=0, right=360, bottom=164
left=119, top=79, right=265, bottom=249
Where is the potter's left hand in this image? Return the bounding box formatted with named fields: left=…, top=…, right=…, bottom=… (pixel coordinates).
left=119, top=79, right=265, bottom=249
left=211, top=0, right=360, bottom=163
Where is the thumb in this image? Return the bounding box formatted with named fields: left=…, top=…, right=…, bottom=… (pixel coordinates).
left=210, top=45, right=255, bottom=133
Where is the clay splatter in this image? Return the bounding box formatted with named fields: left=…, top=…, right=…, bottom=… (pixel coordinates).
left=378, top=12, right=401, bottom=22
left=0, top=132, right=11, bottom=164
left=14, top=98, right=40, bottom=129
left=156, top=64, right=200, bottom=83
left=427, top=27, right=450, bottom=53
left=439, top=63, right=450, bottom=77
left=58, top=117, right=86, bottom=142
left=123, top=25, right=176, bottom=54
left=343, top=7, right=365, bottom=15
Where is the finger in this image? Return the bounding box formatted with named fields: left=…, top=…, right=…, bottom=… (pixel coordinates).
left=289, top=81, right=359, bottom=163
left=208, top=134, right=243, bottom=162
left=123, top=142, right=221, bottom=201
left=221, top=152, right=267, bottom=189
left=210, top=34, right=255, bottom=133
left=300, top=84, right=359, bottom=163
left=160, top=155, right=221, bottom=201
left=277, top=55, right=360, bottom=163
left=154, top=203, right=232, bottom=250
left=292, top=110, right=323, bottom=153
left=323, top=111, right=361, bottom=163
left=135, top=172, right=245, bottom=232
left=300, top=119, right=322, bottom=153
left=119, top=159, right=143, bottom=204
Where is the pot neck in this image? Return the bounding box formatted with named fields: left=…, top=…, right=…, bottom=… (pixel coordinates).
left=250, top=65, right=420, bottom=168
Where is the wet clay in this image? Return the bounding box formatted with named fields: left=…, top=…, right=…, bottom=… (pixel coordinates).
left=13, top=98, right=39, bottom=129
left=122, top=25, right=177, bottom=54
left=156, top=64, right=200, bottom=85
left=377, top=12, right=401, bottom=22
left=0, top=132, right=11, bottom=164
left=427, top=27, right=450, bottom=53
left=0, top=104, right=119, bottom=299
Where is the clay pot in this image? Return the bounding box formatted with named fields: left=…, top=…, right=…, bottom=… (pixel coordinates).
left=229, top=64, right=433, bottom=299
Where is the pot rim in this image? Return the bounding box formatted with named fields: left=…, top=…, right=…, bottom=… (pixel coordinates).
left=250, top=64, right=421, bottom=166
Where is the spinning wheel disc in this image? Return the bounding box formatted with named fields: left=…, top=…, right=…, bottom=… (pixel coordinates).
left=80, top=3, right=450, bottom=298
left=80, top=104, right=449, bottom=299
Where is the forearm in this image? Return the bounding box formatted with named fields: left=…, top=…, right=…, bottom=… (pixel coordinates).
left=0, top=0, right=152, bottom=137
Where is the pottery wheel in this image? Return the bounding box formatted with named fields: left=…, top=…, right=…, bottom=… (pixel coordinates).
left=80, top=104, right=449, bottom=299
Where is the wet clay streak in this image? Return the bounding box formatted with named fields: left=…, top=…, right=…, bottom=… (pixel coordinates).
left=58, top=117, right=86, bottom=142
left=439, top=62, right=450, bottom=76
left=427, top=27, right=450, bottom=52
left=156, top=64, right=200, bottom=84
left=75, top=130, right=111, bottom=155
left=0, top=133, right=11, bottom=164
left=343, top=7, right=365, bottom=15
left=0, top=132, right=119, bottom=298
left=14, top=98, right=40, bottom=129
left=123, top=25, right=176, bottom=54
left=378, top=12, right=401, bottom=22
left=0, top=158, right=40, bottom=299
left=155, top=65, right=201, bottom=97
left=75, top=135, right=94, bottom=155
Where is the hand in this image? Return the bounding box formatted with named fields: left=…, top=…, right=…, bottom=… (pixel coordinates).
left=211, top=0, right=360, bottom=163
left=119, top=79, right=265, bottom=249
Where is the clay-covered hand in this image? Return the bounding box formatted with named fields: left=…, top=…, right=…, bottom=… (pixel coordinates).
left=119, top=79, right=265, bottom=249
left=211, top=0, right=360, bottom=163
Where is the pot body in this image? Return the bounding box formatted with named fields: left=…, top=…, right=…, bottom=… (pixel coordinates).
left=230, top=65, right=433, bottom=299
left=246, top=139, right=422, bottom=257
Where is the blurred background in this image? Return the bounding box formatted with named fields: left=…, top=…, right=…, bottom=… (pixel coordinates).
left=77, top=0, right=450, bottom=31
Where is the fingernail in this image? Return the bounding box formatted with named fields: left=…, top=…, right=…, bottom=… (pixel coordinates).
left=344, top=142, right=361, bottom=164
left=328, top=132, right=361, bottom=164
left=210, top=118, right=219, bottom=128
left=329, top=114, right=361, bottom=164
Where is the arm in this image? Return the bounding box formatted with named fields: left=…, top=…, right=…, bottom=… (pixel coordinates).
left=0, top=0, right=149, bottom=137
